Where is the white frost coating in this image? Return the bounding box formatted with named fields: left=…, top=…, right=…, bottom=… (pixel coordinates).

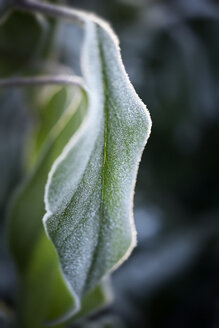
left=43, top=13, right=151, bottom=323
left=44, top=23, right=103, bottom=216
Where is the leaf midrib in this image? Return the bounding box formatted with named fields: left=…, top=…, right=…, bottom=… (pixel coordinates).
left=82, top=25, right=109, bottom=294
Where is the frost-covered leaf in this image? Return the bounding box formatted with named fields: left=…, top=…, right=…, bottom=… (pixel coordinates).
left=43, top=16, right=151, bottom=317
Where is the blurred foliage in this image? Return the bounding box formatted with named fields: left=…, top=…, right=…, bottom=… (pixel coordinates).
left=0, top=0, right=219, bottom=327
left=0, top=11, right=47, bottom=76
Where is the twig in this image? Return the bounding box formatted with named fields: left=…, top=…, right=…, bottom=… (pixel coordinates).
left=0, top=75, right=86, bottom=90
left=15, top=0, right=87, bottom=26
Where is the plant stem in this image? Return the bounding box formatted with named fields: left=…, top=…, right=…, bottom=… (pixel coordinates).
left=0, top=75, right=86, bottom=89
left=15, top=0, right=87, bottom=26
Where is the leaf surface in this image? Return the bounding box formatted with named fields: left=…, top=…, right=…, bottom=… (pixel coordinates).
left=43, top=17, right=151, bottom=314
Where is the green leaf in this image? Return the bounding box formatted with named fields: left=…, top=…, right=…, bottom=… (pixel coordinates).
left=9, top=87, right=99, bottom=326
left=72, top=277, right=112, bottom=322
left=9, top=85, right=111, bottom=326
left=9, top=86, right=83, bottom=269
left=19, top=229, right=111, bottom=327
left=43, top=17, right=151, bottom=316
left=26, top=86, right=71, bottom=169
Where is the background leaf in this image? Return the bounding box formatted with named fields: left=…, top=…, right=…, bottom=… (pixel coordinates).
left=0, top=7, right=62, bottom=317
left=26, top=86, right=73, bottom=169
left=8, top=86, right=102, bottom=326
